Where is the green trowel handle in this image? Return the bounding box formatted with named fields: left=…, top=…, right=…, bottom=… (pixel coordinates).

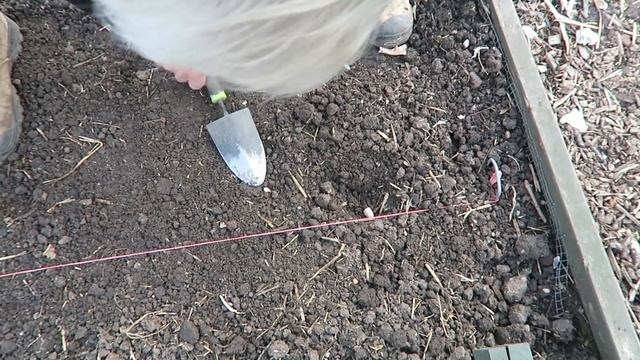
left=206, top=77, right=228, bottom=115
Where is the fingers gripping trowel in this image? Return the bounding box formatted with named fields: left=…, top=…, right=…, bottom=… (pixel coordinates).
left=205, top=80, right=266, bottom=186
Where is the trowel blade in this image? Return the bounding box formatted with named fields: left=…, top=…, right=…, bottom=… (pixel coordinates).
left=206, top=108, right=266, bottom=187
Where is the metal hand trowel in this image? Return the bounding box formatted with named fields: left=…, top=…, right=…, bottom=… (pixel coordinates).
left=205, top=79, right=266, bottom=186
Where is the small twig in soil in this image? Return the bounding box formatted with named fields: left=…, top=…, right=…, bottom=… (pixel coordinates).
left=376, top=130, right=391, bottom=142
left=524, top=180, right=548, bottom=223
left=281, top=234, right=299, bottom=250
left=553, top=88, right=577, bottom=108
left=543, top=0, right=598, bottom=28
left=436, top=295, right=451, bottom=338
left=512, top=218, right=522, bottom=238
left=509, top=185, right=518, bottom=221
left=73, top=53, right=104, bottom=68
left=0, top=251, right=27, bottom=262
left=257, top=213, right=275, bottom=228
left=479, top=303, right=495, bottom=316
left=598, top=69, right=623, bottom=82
left=257, top=313, right=283, bottom=339
left=288, top=171, right=308, bottom=199
left=454, top=273, right=477, bottom=283
left=615, top=204, right=640, bottom=227
left=378, top=193, right=389, bottom=215
left=629, top=278, right=640, bottom=303
left=44, top=137, right=103, bottom=185
left=606, top=246, right=622, bottom=280
left=529, top=164, right=541, bottom=193
left=320, top=236, right=341, bottom=244
left=365, top=262, right=371, bottom=282
left=427, top=105, right=448, bottom=113
left=309, top=244, right=346, bottom=281
left=123, top=311, right=175, bottom=340
left=60, top=327, right=67, bottom=353
left=422, top=330, right=433, bottom=360
left=384, top=239, right=396, bottom=255
left=57, top=83, right=78, bottom=99
left=429, top=170, right=441, bottom=189
left=219, top=295, right=243, bottom=314
left=411, top=298, right=421, bottom=320
left=146, top=68, right=155, bottom=98
left=488, top=158, right=503, bottom=202
left=46, top=198, right=76, bottom=213
left=425, top=263, right=443, bottom=288
left=256, top=284, right=280, bottom=297
left=625, top=300, right=640, bottom=332
left=257, top=339, right=274, bottom=360
left=390, top=124, right=398, bottom=148
left=458, top=204, right=493, bottom=222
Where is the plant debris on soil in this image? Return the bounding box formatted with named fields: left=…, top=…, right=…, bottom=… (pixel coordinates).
left=517, top=0, right=640, bottom=335
left=1, top=0, right=600, bottom=359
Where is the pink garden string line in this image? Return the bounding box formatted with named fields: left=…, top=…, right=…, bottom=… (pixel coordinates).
left=1, top=208, right=433, bottom=279
left=1, top=168, right=504, bottom=281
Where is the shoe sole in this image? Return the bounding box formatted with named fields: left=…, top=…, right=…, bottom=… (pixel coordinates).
left=374, top=28, right=412, bottom=49
left=0, top=15, right=24, bottom=164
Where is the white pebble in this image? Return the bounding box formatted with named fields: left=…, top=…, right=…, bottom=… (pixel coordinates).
left=363, top=208, right=375, bottom=219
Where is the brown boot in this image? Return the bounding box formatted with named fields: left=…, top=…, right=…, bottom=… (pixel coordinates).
left=0, top=12, right=23, bottom=164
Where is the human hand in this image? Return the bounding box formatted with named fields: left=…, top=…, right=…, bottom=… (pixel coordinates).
left=161, top=65, right=206, bottom=90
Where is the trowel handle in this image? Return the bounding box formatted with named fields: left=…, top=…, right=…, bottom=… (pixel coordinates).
left=206, top=77, right=228, bottom=115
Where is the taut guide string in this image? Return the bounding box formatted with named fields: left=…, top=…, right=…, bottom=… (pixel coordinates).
left=1, top=162, right=502, bottom=280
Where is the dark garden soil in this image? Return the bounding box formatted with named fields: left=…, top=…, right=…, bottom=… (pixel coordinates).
left=0, top=0, right=598, bottom=359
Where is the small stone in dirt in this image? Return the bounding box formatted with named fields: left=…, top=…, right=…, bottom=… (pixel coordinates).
left=326, top=103, right=339, bottom=116
left=53, top=275, right=66, bottom=288
left=135, top=69, right=152, bottom=81
left=307, top=349, right=320, bottom=360
left=315, top=194, right=331, bottom=209
left=363, top=208, right=374, bottom=219
left=448, top=346, right=471, bottom=360
left=515, top=234, right=551, bottom=260
left=79, top=198, right=93, bottom=206
left=310, top=207, right=324, bottom=219
left=88, top=283, right=105, bottom=297
left=226, top=220, right=238, bottom=231
left=469, top=72, right=483, bottom=89
left=0, top=340, right=17, bottom=355
left=502, top=117, right=518, bottom=130
left=74, top=326, right=88, bottom=341
left=440, top=175, right=457, bottom=193
left=137, top=214, right=149, bottom=225
left=508, top=304, right=531, bottom=324
left=210, top=206, right=225, bottom=215
left=552, top=318, right=575, bottom=343
left=294, top=103, right=315, bottom=122
left=225, top=336, right=247, bottom=355
left=432, top=58, right=444, bottom=73
left=502, top=275, right=528, bottom=303
left=156, top=178, right=173, bottom=195
left=494, top=324, right=533, bottom=344
left=43, top=244, right=57, bottom=259
left=179, top=321, right=199, bottom=344
left=268, top=340, right=289, bottom=359
left=357, top=287, right=378, bottom=307
left=32, top=188, right=48, bottom=202
left=58, top=236, right=72, bottom=245
left=320, top=181, right=335, bottom=194
left=238, top=283, right=251, bottom=296
left=14, top=185, right=27, bottom=196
